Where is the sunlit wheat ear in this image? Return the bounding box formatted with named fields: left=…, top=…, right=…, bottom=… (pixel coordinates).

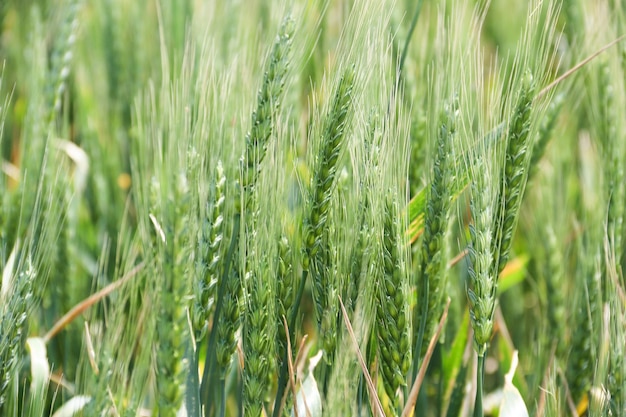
left=566, top=247, right=602, bottom=405
left=542, top=225, right=566, bottom=357
left=467, top=154, right=497, bottom=357
left=608, top=292, right=625, bottom=414
left=303, top=66, right=355, bottom=337
left=375, top=196, right=410, bottom=414
left=416, top=96, right=458, bottom=359
left=596, top=59, right=625, bottom=266
left=0, top=252, right=35, bottom=408
left=493, top=70, right=535, bottom=277
left=154, top=173, right=192, bottom=416
left=275, top=235, right=294, bottom=359
left=47, top=0, right=80, bottom=123
left=215, top=13, right=295, bottom=380
left=237, top=15, right=294, bottom=211
left=193, top=161, right=226, bottom=342
left=303, top=67, right=355, bottom=269
left=243, top=256, right=276, bottom=416
left=529, top=92, right=564, bottom=179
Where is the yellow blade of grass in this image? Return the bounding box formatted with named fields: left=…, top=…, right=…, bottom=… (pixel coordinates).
left=338, top=296, right=385, bottom=417
left=406, top=178, right=469, bottom=245
left=402, top=297, right=451, bottom=417
left=498, top=255, right=529, bottom=294
left=536, top=34, right=626, bottom=100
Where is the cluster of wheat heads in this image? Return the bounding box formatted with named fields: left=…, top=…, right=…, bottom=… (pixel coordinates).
left=0, top=0, right=625, bottom=416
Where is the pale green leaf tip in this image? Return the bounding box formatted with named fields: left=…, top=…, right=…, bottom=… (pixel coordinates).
left=26, top=337, right=50, bottom=397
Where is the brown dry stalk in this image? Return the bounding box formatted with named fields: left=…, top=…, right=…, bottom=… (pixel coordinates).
left=43, top=262, right=145, bottom=344
left=449, top=248, right=469, bottom=268
left=283, top=315, right=299, bottom=417
left=557, top=366, right=582, bottom=417
left=535, top=343, right=557, bottom=417
left=277, top=332, right=310, bottom=416
left=536, top=34, right=626, bottom=100
left=83, top=321, right=99, bottom=375
left=338, top=296, right=385, bottom=417
left=402, top=298, right=451, bottom=417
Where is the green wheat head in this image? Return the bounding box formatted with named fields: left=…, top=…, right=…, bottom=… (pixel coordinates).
left=415, top=96, right=458, bottom=358
left=375, top=196, right=411, bottom=411
left=194, top=161, right=226, bottom=342
left=304, top=67, right=356, bottom=345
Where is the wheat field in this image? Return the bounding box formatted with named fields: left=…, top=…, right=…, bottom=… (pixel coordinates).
left=0, top=0, right=624, bottom=416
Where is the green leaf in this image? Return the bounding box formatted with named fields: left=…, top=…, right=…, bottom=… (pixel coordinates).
left=442, top=311, right=469, bottom=393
